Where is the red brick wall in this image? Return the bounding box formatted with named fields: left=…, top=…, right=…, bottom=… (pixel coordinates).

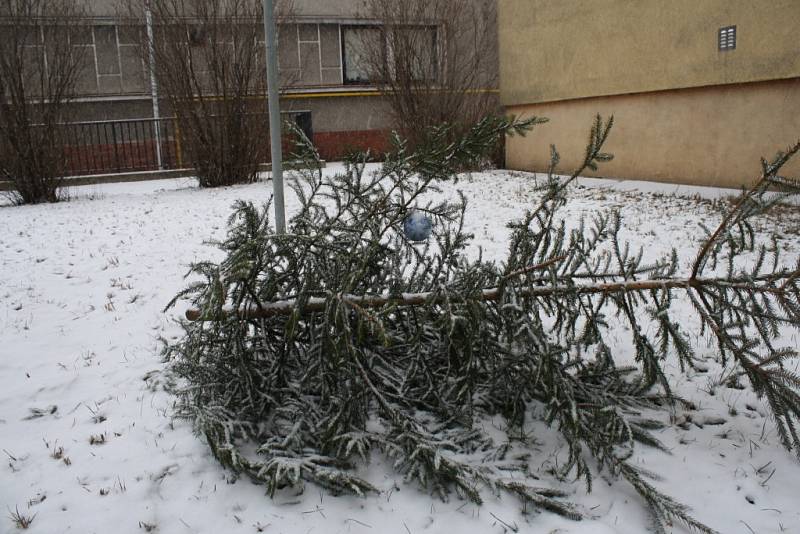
left=63, top=139, right=180, bottom=176
left=60, top=129, right=392, bottom=176
left=313, top=129, right=392, bottom=162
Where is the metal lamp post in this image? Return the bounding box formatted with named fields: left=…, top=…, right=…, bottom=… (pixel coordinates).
left=262, top=0, right=286, bottom=233
left=145, top=1, right=163, bottom=170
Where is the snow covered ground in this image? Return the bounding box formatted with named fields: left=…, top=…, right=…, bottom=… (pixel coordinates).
left=2, top=167, right=800, bottom=534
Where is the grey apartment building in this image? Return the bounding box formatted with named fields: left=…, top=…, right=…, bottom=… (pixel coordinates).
left=11, top=0, right=493, bottom=176
left=66, top=1, right=396, bottom=163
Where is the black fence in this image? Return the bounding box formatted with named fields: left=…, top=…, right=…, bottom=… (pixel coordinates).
left=63, top=117, right=178, bottom=176
left=62, top=111, right=312, bottom=177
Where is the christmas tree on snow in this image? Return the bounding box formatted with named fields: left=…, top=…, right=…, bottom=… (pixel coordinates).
left=166, top=115, right=800, bottom=534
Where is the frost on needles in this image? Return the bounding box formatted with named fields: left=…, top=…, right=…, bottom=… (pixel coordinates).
left=165, top=115, right=800, bottom=534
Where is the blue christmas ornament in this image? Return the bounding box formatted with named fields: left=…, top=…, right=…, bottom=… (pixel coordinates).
left=403, top=210, right=432, bottom=242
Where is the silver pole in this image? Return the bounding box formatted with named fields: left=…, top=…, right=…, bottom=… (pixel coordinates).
left=262, top=0, right=285, bottom=233
left=145, top=2, right=163, bottom=170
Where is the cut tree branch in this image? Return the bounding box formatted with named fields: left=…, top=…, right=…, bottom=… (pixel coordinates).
left=691, top=139, right=800, bottom=280
left=186, top=272, right=800, bottom=321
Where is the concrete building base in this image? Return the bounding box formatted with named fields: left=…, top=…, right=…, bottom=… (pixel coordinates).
left=506, top=78, right=800, bottom=189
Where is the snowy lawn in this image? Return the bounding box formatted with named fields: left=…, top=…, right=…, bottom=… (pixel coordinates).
left=2, top=167, right=800, bottom=534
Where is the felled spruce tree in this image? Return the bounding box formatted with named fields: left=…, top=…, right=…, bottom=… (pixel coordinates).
left=166, top=115, right=800, bottom=534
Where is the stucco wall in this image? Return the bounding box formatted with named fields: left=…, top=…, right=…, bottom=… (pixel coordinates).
left=86, top=0, right=376, bottom=20
left=291, top=0, right=363, bottom=19
left=84, top=0, right=117, bottom=17
left=499, top=0, right=800, bottom=107
left=282, top=94, right=391, bottom=132
left=505, top=78, right=800, bottom=188
left=67, top=93, right=392, bottom=132
left=85, top=0, right=366, bottom=18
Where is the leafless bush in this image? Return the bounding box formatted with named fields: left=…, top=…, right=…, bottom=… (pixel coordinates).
left=359, top=0, right=500, bottom=157
left=0, top=0, right=86, bottom=204
left=123, top=0, right=291, bottom=187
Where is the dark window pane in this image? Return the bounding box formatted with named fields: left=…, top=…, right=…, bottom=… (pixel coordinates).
left=319, top=24, right=340, bottom=68
left=72, top=45, right=98, bottom=94
left=392, top=26, right=437, bottom=81
left=298, top=24, right=318, bottom=42
left=69, top=25, right=93, bottom=46
left=94, top=26, right=120, bottom=75
left=120, top=46, right=145, bottom=92
left=299, top=42, right=321, bottom=85
left=278, top=24, right=299, bottom=69
left=20, top=26, right=42, bottom=46
left=117, top=26, right=142, bottom=45
left=342, top=26, right=381, bottom=84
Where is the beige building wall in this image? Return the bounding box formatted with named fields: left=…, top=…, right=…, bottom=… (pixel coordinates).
left=499, top=0, right=800, bottom=105
left=500, top=0, right=800, bottom=187
left=506, top=79, right=800, bottom=187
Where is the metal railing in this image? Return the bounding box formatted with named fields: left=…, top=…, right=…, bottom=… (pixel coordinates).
left=63, top=117, right=178, bottom=176
left=62, top=111, right=312, bottom=177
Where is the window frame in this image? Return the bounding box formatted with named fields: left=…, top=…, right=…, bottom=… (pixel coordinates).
left=340, top=23, right=438, bottom=86
left=387, top=24, right=439, bottom=84
left=340, top=24, right=386, bottom=85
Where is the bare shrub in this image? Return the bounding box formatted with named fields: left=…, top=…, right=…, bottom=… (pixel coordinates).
left=123, top=0, right=291, bottom=187
left=358, top=0, right=500, bottom=158
left=0, top=0, right=86, bottom=204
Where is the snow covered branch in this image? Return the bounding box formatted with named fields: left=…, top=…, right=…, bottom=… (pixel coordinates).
left=186, top=272, right=800, bottom=321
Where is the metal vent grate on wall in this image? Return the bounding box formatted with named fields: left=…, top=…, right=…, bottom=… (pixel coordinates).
left=718, top=25, right=736, bottom=51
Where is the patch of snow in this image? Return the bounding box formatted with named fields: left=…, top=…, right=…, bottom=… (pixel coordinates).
left=2, top=167, right=800, bottom=533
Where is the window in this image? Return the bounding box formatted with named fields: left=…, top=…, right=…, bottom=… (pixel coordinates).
left=341, top=26, right=383, bottom=84
left=188, top=25, right=208, bottom=47
left=341, top=24, right=437, bottom=85
left=388, top=26, right=438, bottom=82
left=718, top=25, right=736, bottom=51
left=69, top=24, right=146, bottom=95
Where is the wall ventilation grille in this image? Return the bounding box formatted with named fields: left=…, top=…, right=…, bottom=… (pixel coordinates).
left=719, top=26, right=736, bottom=51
